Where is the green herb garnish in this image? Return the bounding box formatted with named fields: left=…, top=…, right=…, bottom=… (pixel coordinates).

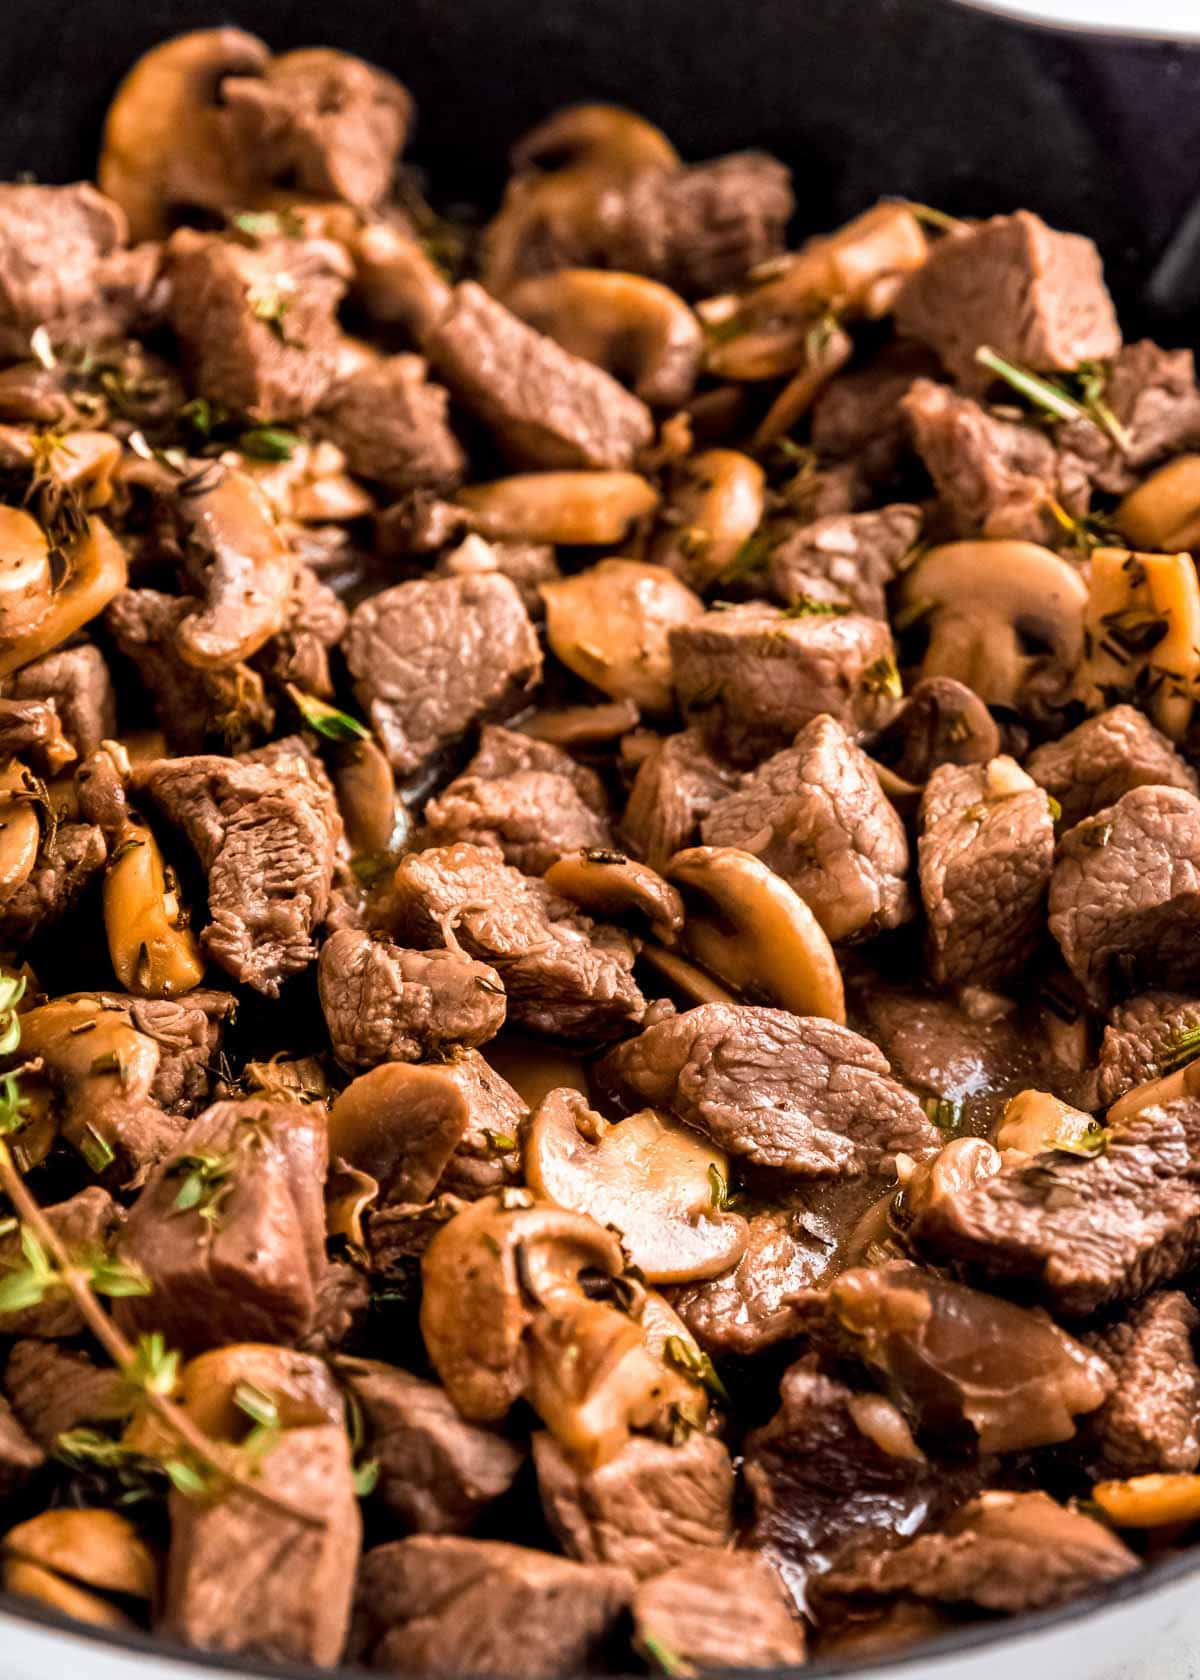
left=781, top=596, right=850, bottom=619
left=664, top=1335, right=729, bottom=1403
left=1162, top=1023, right=1200, bottom=1076
left=976, top=345, right=1132, bottom=453
left=238, top=426, right=302, bottom=462
left=287, top=684, right=370, bottom=743
left=923, top=1095, right=965, bottom=1135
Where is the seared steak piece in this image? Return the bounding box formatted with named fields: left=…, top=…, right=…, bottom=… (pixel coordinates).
left=10, top=644, right=116, bottom=759
left=612, top=153, right=793, bottom=297
left=621, top=728, right=738, bottom=872
left=701, top=713, right=912, bottom=942
left=767, top=504, right=923, bottom=618
left=1097, top=991, right=1200, bottom=1107
left=134, top=753, right=340, bottom=996
left=436, top=535, right=560, bottom=619
left=89, top=989, right=236, bottom=1116
left=0, top=1395, right=42, bottom=1496
left=0, top=1189, right=122, bottom=1341
left=343, top=574, right=541, bottom=778
left=810, top=345, right=938, bottom=484
left=116, top=1099, right=328, bottom=1353
left=893, top=211, right=1121, bottom=387
left=425, top=724, right=612, bottom=876
left=874, top=677, right=1000, bottom=784
left=338, top=1358, right=525, bottom=1533
left=166, top=229, right=351, bottom=421
left=425, top=282, right=652, bottom=470
left=597, top=1003, right=938, bottom=1177
left=902, top=377, right=1088, bottom=544
left=633, top=1550, right=806, bottom=1671
left=913, top=1097, right=1200, bottom=1316
left=1049, top=785, right=1200, bottom=1005
left=1059, top=340, right=1200, bottom=493
left=0, top=820, right=106, bottom=949
left=317, top=355, right=465, bottom=493
left=821, top=1491, right=1137, bottom=1614
left=434, top=1051, right=527, bottom=1201
left=534, top=1431, right=734, bottom=1580
left=0, top=182, right=160, bottom=357
left=918, top=759, right=1055, bottom=986
left=1027, top=704, right=1198, bottom=831
left=255, top=563, right=348, bottom=699
left=394, top=843, right=645, bottom=1042
left=4, top=1340, right=130, bottom=1449
left=222, top=48, right=411, bottom=208
left=670, top=604, right=900, bottom=766
left=318, top=926, right=506, bottom=1068
left=0, top=698, right=74, bottom=774
left=352, top=1537, right=632, bottom=1677
left=1085, top=1292, right=1200, bottom=1477
left=163, top=1424, right=361, bottom=1667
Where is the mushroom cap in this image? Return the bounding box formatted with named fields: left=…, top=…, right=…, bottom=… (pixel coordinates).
left=328, top=1062, right=471, bottom=1204
left=541, top=558, right=703, bottom=712
left=457, top=472, right=659, bottom=546
left=544, top=849, right=684, bottom=943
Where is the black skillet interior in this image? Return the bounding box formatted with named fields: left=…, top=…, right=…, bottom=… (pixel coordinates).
left=1, top=0, right=1200, bottom=1670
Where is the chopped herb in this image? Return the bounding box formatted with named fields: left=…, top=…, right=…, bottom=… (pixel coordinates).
left=781, top=596, right=850, bottom=618
left=862, top=654, right=903, bottom=699
left=164, top=1458, right=212, bottom=1498
left=76, top=1124, right=115, bottom=1174
left=924, top=1095, right=965, bottom=1135
left=720, top=529, right=776, bottom=582
left=664, top=1334, right=729, bottom=1403
left=124, top=1332, right=180, bottom=1399
left=287, top=684, right=370, bottom=743
left=108, top=836, right=147, bottom=867
left=1046, top=793, right=1063, bottom=823
left=169, top=1150, right=238, bottom=1220
left=892, top=199, right=964, bottom=234
left=1054, top=1120, right=1110, bottom=1159
left=229, top=208, right=304, bottom=244
left=976, top=345, right=1132, bottom=453
left=87, top=1254, right=152, bottom=1300
left=482, top=1130, right=517, bottom=1154
left=641, top=1635, right=688, bottom=1677
left=247, top=279, right=295, bottom=342
left=350, top=852, right=394, bottom=888
left=708, top=1162, right=729, bottom=1210
left=1162, top=1024, right=1200, bottom=1075
left=234, top=1382, right=280, bottom=1431
left=583, top=848, right=628, bottom=866
left=353, top=1458, right=381, bottom=1499
left=1080, top=821, right=1113, bottom=849
left=238, top=426, right=302, bottom=462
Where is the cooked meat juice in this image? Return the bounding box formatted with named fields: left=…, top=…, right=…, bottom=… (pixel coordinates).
left=2, top=22, right=1200, bottom=1673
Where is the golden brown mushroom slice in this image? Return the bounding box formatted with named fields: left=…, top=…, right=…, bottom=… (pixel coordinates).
left=544, top=849, right=684, bottom=943
left=1106, top=1055, right=1200, bottom=1128
left=17, top=995, right=164, bottom=1171
left=526, top=1087, right=747, bottom=1283
left=172, top=466, right=295, bottom=670
left=993, top=1090, right=1107, bottom=1159
left=506, top=269, right=702, bottom=408
left=98, top=27, right=271, bottom=241
left=649, top=449, right=766, bottom=591
left=0, top=517, right=128, bottom=682
left=667, top=845, right=846, bottom=1023
left=331, top=735, right=398, bottom=854
left=457, top=471, right=659, bottom=546
left=1093, top=1473, right=1200, bottom=1528
left=511, top=104, right=680, bottom=179
left=0, top=427, right=122, bottom=510
left=0, top=507, right=53, bottom=656
left=4, top=1509, right=158, bottom=1603
left=3, top=1559, right=136, bottom=1631
left=328, top=1062, right=470, bottom=1204
left=0, top=762, right=44, bottom=901
left=521, top=698, right=640, bottom=749
left=541, top=559, right=703, bottom=712
left=177, top=1344, right=345, bottom=1441
left=637, top=942, right=739, bottom=1008
left=326, top=1159, right=379, bottom=1252
left=1117, top=454, right=1200, bottom=551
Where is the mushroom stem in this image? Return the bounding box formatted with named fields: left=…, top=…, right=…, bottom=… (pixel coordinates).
left=0, top=1138, right=323, bottom=1531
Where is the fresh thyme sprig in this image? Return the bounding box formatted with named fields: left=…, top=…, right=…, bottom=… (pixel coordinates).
left=976, top=345, right=1133, bottom=453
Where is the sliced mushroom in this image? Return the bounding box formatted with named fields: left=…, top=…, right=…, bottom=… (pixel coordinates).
left=896, top=540, right=1087, bottom=711
left=232, top=440, right=375, bottom=525
left=353, top=220, right=453, bottom=339
left=897, top=1137, right=1002, bottom=1227
left=332, top=736, right=398, bottom=854
left=328, top=1062, right=470, bottom=1204
left=1075, top=546, right=1200, bottom=740
left=666, top=845, right=846, bottom=1022
left=0, top=507, right=52, bottom=655
left=177, top=1344, right=344, bottom=1441
left=506, top=270, right=702, bottom=407
left=3, top=1558, right=135, bottom=1631
left=0, top=426, right=122, bottom=509
left=98, top=27, right=271, bottom=241
left=544, top=849, right=684, bottom=943
left=649, top=449, right=766, bottom=591
left=993, top=1090, right=1105, bottom=1159
left=1117, top=455, right=1200, bottom=551
left=1093, top=1472, right=1200, bottom=1528
left=751, top=321, right=855, bottom=450
left=0, top=517, right=128, bottom=682
left=526, top=1087, right=747, bottom=1283
left=541, top=559, right=703, bottom=712
left=457, top=472, right=659, bottom=545
left=173, top=466, right=295, bottom=670
left=327, top=1160, right=379, bottom=1251
left=3, top=1509, right=157, bottom=1601
left=638, top=941, right=739, bottom=1007
left=0, top=762, right=44, bottom=901
left=511, top=105, right=680, bottom=179
left=1106, top=1055, right=1200, bottom=1127
left=521, top=698, right=641, bottom=748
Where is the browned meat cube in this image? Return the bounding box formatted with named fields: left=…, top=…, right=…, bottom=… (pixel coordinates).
left=10, top=644, right=116, bottom=759
left=1059, top=340, right=1200, bottom=494
left=317, top=354, right=465, bottom=492
left=620, top=728, right=738, bottom=873
left=632, top=1550, right=806, bottom=1671
left=4, top=1340, right=130, bottom=1449
left=1098, top=991, right=1200, bottom=1107
left=1027, top=705, right=1198, bottom=831
left=768, top=504, right=923, bottom=618
left=1085, top=1292, right=1200, bottom=1478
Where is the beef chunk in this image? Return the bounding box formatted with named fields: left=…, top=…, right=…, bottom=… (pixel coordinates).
left=612, top=153, right=793, bottom=297
left=810, top=345, right=939, bottom=484
left=1049, top=785, right=1200, bottom=1005
left=874, top=677, right=1000, bottom=784
left=893, top=211, right=1121, bottom=387
left=5, top=1339, right=130, bottom=1449
left=0, top=182, right=160, bottom=357
left=701, top=713, right=912, bottom=941
left=821, top=1490, right=1137, bottom=1614
left=343, top=574, right=542, bottom=778
left=394, top=843, right=645, bottom=1041
left=0, top=820, right=106, bottom=948
left=1085, top=1292, right=1200, bottom=1477
left=1058, top=340, right=1200, bottom=494
left=301, top=1259, right=370, bottom=1356
left=338, top=1358, right=524, bottom=1533
left=621, top=729, right=738, bottom=873
left=318, top=926, right=506, bottom=1068
left=166, top=230, right=351, bottom=421
left=106, top=589, right=275, bottom=754
left=670, top=605, right=900, bottom=766
left=90, top=989, right=236, bottom=1116
left=0, top=698, right=74, bottom=774
left=317, top=354, right=465, bottom=493
left=1098, top=991, right=1200, bottom=1107
left=0, top=1189, right=122, bottom=1340
left=434, top=1051, right=527, bottom=1201
left=918, top=758, right=1055, bottom=986
left=768, top=504, right=923, bottom=619
left=784, top=459, right=871, bottom=521
left=424, top=281, right=652, bottom=470
left=913, top=1097, right=1200, bottom=1316
left=597, top=1003, right=938, bottom=1177
left=0, top=1394, right=42, bottom=1495
left=255, top=562, right=349, bottom=698
left=634, top=1552, right=805, bottom=1673
left=745, top=1355, right=981, bottom=1592
left=436, top=535, right=560, bottom=620
left=133, top=753, right=340, bottom=996
left=1027, top=705, right=1198, bottom=832
left=116, top=1099, right=327, bottom=1353
left=534, top=1430, right=733, bottom=1579
left=223, top=49, right=411, bottom=208
left=10, top=644, right=115, bottom=759
left=353, top=1537, right=631, bottom=1677
left=902, top=377, right=1088, bottom=544
left=164, top=1424, right=360, bottom=1667
left=796, top=1263, right=1113, bottom=1453
left=425, top=724, right=612, bottom=875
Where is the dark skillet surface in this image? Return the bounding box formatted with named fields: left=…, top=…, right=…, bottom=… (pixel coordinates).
left=0, top=0, right=1198, bottom=1671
